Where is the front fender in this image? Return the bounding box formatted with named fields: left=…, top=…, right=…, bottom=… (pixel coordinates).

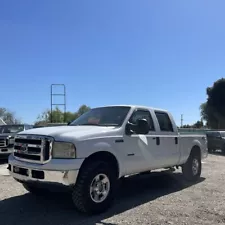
left=76, top=140, right=124, bottom=177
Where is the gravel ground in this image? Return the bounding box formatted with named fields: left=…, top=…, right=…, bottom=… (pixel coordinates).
left=0, top=154, right=225, bottom=225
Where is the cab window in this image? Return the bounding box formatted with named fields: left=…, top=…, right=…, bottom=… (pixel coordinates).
left=155, top=111, right=174, bottom=132
left=129, top=109, right=155, bottom=132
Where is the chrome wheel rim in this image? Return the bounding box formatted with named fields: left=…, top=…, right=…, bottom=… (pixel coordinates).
left=90, top=173, right=110, bottom=203
left=192, top=158, right=199, bottom=176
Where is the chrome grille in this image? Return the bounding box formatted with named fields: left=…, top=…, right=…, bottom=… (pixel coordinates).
left=0, top=137, right=7, bottom=148
left=13, top=135, right=53, bottom=164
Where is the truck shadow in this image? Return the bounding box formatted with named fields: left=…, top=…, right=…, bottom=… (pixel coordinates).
left=0, top=156, right=8, bottom=164
left=1, top=171, right=205, bottom=225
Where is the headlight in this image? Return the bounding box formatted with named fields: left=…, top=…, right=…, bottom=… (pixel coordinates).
left=52, top=142, right=76, bottom=159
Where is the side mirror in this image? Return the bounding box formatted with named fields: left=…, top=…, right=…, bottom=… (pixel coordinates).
left=125, top=122, right=135, bottom=135
left=136, top=119, right=149, bottom=135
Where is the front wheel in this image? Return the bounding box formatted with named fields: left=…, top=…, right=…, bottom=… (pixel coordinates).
left=72, top=161, right=117, bottom=214
left=182, top=151, right=202, bottom=182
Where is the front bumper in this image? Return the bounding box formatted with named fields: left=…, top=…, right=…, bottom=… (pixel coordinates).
left=8, top=154, right=84, bottom=186
left=0, top=147, right=13, bottom=155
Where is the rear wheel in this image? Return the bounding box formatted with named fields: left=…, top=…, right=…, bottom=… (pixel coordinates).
left=72, top=161, right=117, bottom=214
left=182, top=149, right=201, bottom=182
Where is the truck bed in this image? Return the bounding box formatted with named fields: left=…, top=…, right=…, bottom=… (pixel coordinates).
left=178, top=133, right=208, bottom=165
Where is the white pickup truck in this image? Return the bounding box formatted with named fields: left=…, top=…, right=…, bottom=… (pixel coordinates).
left=8, top=105, right=208, bottom=214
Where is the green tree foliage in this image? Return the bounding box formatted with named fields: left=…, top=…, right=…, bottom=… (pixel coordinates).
left=35, top=105, right=91, bottom=126
left=192, top=120, right=204, bottom=128
left=200, top=78, right=225, bottom=129
left=181, top=120, right=204, bottom=129
left=0, top=107, right=21, bottom=124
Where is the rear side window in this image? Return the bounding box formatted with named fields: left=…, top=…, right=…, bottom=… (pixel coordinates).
left=155, top=111, right=173, bottom=132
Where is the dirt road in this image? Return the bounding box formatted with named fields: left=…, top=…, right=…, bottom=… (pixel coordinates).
left=0, top=154, right=225, bottom=225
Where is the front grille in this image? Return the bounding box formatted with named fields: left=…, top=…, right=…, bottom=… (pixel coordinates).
left=0, top=137, right=7, bottom=148
left=14, top=152, right=41, bottom=161
left=13, top=135, right=53, bottom=164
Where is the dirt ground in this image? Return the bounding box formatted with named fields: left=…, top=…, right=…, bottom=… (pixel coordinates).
left=0, top=154, right=225, bottom=225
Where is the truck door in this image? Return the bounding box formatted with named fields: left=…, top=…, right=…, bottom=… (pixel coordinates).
left=153, top=111, right=180, bottom=167
left=122, top=108, right=159, bottom=174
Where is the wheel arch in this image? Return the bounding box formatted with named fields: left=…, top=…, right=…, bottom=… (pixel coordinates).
left=78, top=151, right=121, bottom=179
left=190, top=145, right=201, bottom=158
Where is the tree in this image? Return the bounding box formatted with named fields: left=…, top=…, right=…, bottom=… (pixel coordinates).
left=0, top=107, right=21, bottom=124
left=181, top=124, right=192, bottom=128
left=181, top=120, right=204, bottom=129
left=77, top=105, right=91, bottom=117
left=192, top=120, right=204, bottom=128
left=200, top=78, right=225, bottom=129
left=35, top=105, right=91, bottom=126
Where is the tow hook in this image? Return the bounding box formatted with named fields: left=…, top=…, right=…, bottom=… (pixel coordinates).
left=169, top=167, right=176, bottom=172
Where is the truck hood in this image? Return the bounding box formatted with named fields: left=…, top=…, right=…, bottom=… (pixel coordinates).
left=18, top=125, right=119, bottom=141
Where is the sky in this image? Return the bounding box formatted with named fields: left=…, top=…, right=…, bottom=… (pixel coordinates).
left=0, top=0, right=225, bottom=125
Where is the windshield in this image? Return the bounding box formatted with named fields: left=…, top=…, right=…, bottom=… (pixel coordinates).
left=0, top=125, right=24, bottom=134
left=69, top=106, right=131, bottom=127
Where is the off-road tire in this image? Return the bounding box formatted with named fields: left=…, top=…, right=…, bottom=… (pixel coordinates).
left=72, top=161, right=117, bottom=214
left=182, top=149, right=202, bottom=182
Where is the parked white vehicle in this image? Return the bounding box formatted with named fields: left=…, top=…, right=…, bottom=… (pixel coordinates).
left=8, top=105, right=208, bottom=214
left=0, top=124, right=33, bottom=155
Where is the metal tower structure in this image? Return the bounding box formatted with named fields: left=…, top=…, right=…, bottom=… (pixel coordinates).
left=50, top=84, right=66, bottom=123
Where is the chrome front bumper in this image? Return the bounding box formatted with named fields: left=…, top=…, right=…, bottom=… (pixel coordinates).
left=8, top=154, right=84, bottom=186
left=0, top=147, right=13, bottom=155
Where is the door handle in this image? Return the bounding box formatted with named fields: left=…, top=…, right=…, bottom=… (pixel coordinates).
left=175, top=137, right=178, bottom=144
left=152, top=137, right=160, bottom=145
left=156, top=137, right=160, bottom=145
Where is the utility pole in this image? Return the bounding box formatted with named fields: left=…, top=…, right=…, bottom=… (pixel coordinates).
left=181, top=114, right=183, bottom=127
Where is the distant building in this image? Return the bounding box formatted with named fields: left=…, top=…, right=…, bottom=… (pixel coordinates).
left=0, top=118, right=6, bottom=125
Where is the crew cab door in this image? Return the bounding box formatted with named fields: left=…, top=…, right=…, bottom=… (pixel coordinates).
left=122, top=108, right=159, bottom=174
left=153, top=111, right=180, bottom=167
